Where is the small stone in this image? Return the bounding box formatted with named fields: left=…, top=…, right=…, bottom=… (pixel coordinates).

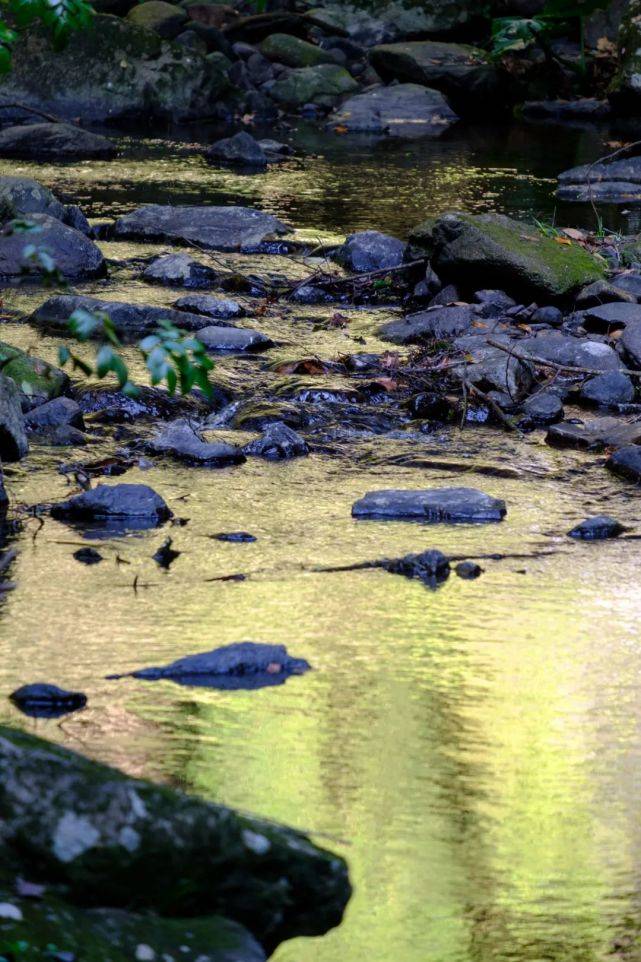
left=455, top=561, right=483, bottom=579
left=567, top=516, right=625, bottom=540
left=243, top=422, right=308, bottom=460
left=211, top=531, right=257, bottom=542
left=73, top=547, right=103, bottom=565
left=352, top=487, right=506, bottom=523
left=522, top=392, right=564, bottom=425
left=135, top=946, right=156, bottom=962
left=0, top=902, right=22, bottom=921
left=531, top=305, right=563, bottom=326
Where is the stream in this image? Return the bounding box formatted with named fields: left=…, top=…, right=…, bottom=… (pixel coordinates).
left=1, top=119, right=641, bottom=962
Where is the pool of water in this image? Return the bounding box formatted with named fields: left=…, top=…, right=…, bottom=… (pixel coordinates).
left=2, top=119, right=641, bottom=962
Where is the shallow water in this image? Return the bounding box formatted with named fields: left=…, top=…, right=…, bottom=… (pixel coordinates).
left=2, top=121, right=641, bottom=962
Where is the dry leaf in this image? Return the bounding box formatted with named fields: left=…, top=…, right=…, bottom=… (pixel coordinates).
left=554, top=236, right=572, bottom=246
left=562, top=227, right=586, bottom=241
left=334, top=124, right=348, bottom=135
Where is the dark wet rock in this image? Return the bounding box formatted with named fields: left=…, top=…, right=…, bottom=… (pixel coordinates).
left=64, top=203, right=92, bottom=237
left=197, top=325, right=274, bottom=352
left=0, top=341, right=68, bottom=411
left=379, top=305, right=475, bottom=344
left=51, top=483, right=172, bottom=529
left=522, top=98, right=610, bottom=121
left=327, top=83, right=458, bottom=137
left=257, top=138, right=293, bottom=161
left=452, top=333, right=534, bottom=398
left=607, top=443, right=641, bottom=482
left=473, top=288, right=517, bottom=317
left=205, top=131, right=268, bottom=168
left=381, top=548, right=450, bottom=586
left=73, top=547, right=103, bottom=564
left=76, top=382, right=214, bottom=423
left=567, top=515, right=625, bottom=539
left=174, top=293, right=245, bottom=319
left=148, top=419, right=246, bottom=465
left=114, top=641, right=311, bottom=691
left=25, top=397, right=83, bottom=432
left=522, top=392, right=564, bottom=425
left=410, top=212, right=605, bottom=301
left=9, top=684, right=87, bottom=719
left=546, top=416, right=641, bottom=450
left=557, top=180, right=641, bottom=203
left=142, top=253, right=219, bottom=288
left=0, top=724, right=350, bottom=953
left=406, top=391, right=451, bottom=421
left=113, top=204, right=289, bottom=252
left=583, top=301, right=641, bottom=333
left=557, top=153, right=641, bottom=201
left=260, top=32, right=335, bottom=67
left=0, top=14, right=229, bottom=123
left=32, top=295, right=214, bottom=338
left=519, top=332, right=621, bottom=371
left=531, top=305, right=563, bottom=326
left=576, top=279, right=637, bottom=308
left=369, top=41, right=500, bottom=116
left=244, top=421, right=309, bottom=460
left=270, top=64, right=358, bottom=107
left=212, top=531, right=257, bottom=542
left=0, top=374, right=28, bottom=461
left=0, top=214, right=105, bottom=283
left=335, top=230, right=406, bottom=272
left=0, top=175, right=66, bottom=220
left=619, top=323, right=641, bottom=369
left=32, top=424, right=86, bottom=446
left=455, top=560, right=483, bottom=579
left=126, top=0, right=188, bottom=38
left=0, top=123, right=116, bottom=160
left=352, top=486, right=506, bottom=522
left=579, top=371, right=635, bottom=407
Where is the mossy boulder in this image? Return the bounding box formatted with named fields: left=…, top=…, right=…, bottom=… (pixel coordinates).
left=0, top=725, right=351, bottom=954
left=270, top=64, right=358, bottom=107
left=369, top=41, right=501, bottom=115
left=260, top=33, right=336, bottom=68
left=0, top=14, right=230, bottom=123
left=126, top=0, right=189, bottom=38
left=0, top=340, right=69, bottom=410
left=609, top=0, right=641, bottom=113
left=410, top=212, right=605, bottom=300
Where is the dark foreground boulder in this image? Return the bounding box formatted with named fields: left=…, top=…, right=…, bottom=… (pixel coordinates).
left=113, top=205, right=290, bottom=251
left=148, top=419, right=246, bottom=465
left=567, top=515, right=625, bottom=540
left=352, top=486, right=506, bottom=522
left=111, top=641, right=311, bottom=691
left=0, top=15, right=230, bottom=123
left=0, top=214, right=105, bottom=283
left=50, top=483, right=172, bottom=530
left=327, top=83, right=458, bottom=137
left=0, top=123, right=116, bottom=159
left=32, top=295, right=215, bottom=337
left=0, top=725, right=350, bottom=953
left=410, top=212, right=605, bottom=301
left=9, top=683, right=87, bottom=719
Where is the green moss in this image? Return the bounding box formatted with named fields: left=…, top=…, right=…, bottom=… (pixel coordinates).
left=0, top=341, right=68, bottom=406
left=270, top=64, right=358, bottom=106
left=260, top=34, right=335, bottom=68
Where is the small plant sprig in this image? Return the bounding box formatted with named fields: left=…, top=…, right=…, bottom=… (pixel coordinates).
left=58, top=309, right=215, bottom=400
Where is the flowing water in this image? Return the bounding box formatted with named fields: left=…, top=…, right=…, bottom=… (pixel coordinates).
left=2, top=119, right=641, bottom=962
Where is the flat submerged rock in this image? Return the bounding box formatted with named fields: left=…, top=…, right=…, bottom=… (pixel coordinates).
left=352, top=486, right=506, bottom=522
left=51, top=483, right=172, bottom=531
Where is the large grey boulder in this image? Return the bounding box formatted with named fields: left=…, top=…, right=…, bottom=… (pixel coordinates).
left=260, top=32, right=336, bottom=67
left=583, top=301, right=641, bottom=332
left=126, top=0, right=188, bottom=38
left=0, top=374, right=28, bottom=461
left=369, top=41, right=500, bottom=115
left=205, top=131, right=268, bottom=168
left=113, top=204, right=290, bottom=251
left=410, top=212, right=605, bottom=301
left=50, top=483, right=172, bottom=529
left=557, top=156, right=641, bottom=203
left=0, top=15, right=230, bottom=123
left=580, top=371, right=635, bottom=407
left=619, top=323, right=641, bottom=368
left=197, top=325, right=274, bottom=352
left=270, top=64, right=358, bottom=107
left=352, top=486, right=506, bottom=522
left=0, top=214, right=105, bottom=283
left=0, top=724, right=351, bottom=953
left=24, top=396, right=83, bottom=431
left=0, top=176, right=66, bottom=220
left=148, top=419, right=246, bottom=465
left=243, top=422, right=309, bottom=459
left=174, top=293, right=246, bottom=319
left=0, top=123, right=116, bottom=159
left=546, top=416, right=641, bottom=449
left=328, top=83, right=458, bottom=137
left=518, top=332, right=621, bottom=371
left=142, top=252, right=219, bottom=288
left=31, top=295, right=218, bottom=337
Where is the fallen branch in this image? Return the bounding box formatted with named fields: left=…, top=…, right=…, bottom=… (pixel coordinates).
left=0, top=101, right=68, bottom=125
left=487, top=336, right=641, bottom=378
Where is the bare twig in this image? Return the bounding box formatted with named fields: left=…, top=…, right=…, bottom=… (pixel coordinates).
left=0, top=101, right=68, bottom=124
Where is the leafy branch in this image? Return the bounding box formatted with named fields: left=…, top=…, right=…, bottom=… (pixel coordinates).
left=58, top=310, right=215, bottom=399
left=0, top=0, right=95, bottom=73
left=489, top=0, right=611, bottom=66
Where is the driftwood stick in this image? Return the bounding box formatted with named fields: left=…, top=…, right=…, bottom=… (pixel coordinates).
left=0, top=101, right=68, bottom=124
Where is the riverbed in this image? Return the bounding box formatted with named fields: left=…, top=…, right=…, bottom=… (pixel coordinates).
left=1, top=119, right=641, bottom=962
